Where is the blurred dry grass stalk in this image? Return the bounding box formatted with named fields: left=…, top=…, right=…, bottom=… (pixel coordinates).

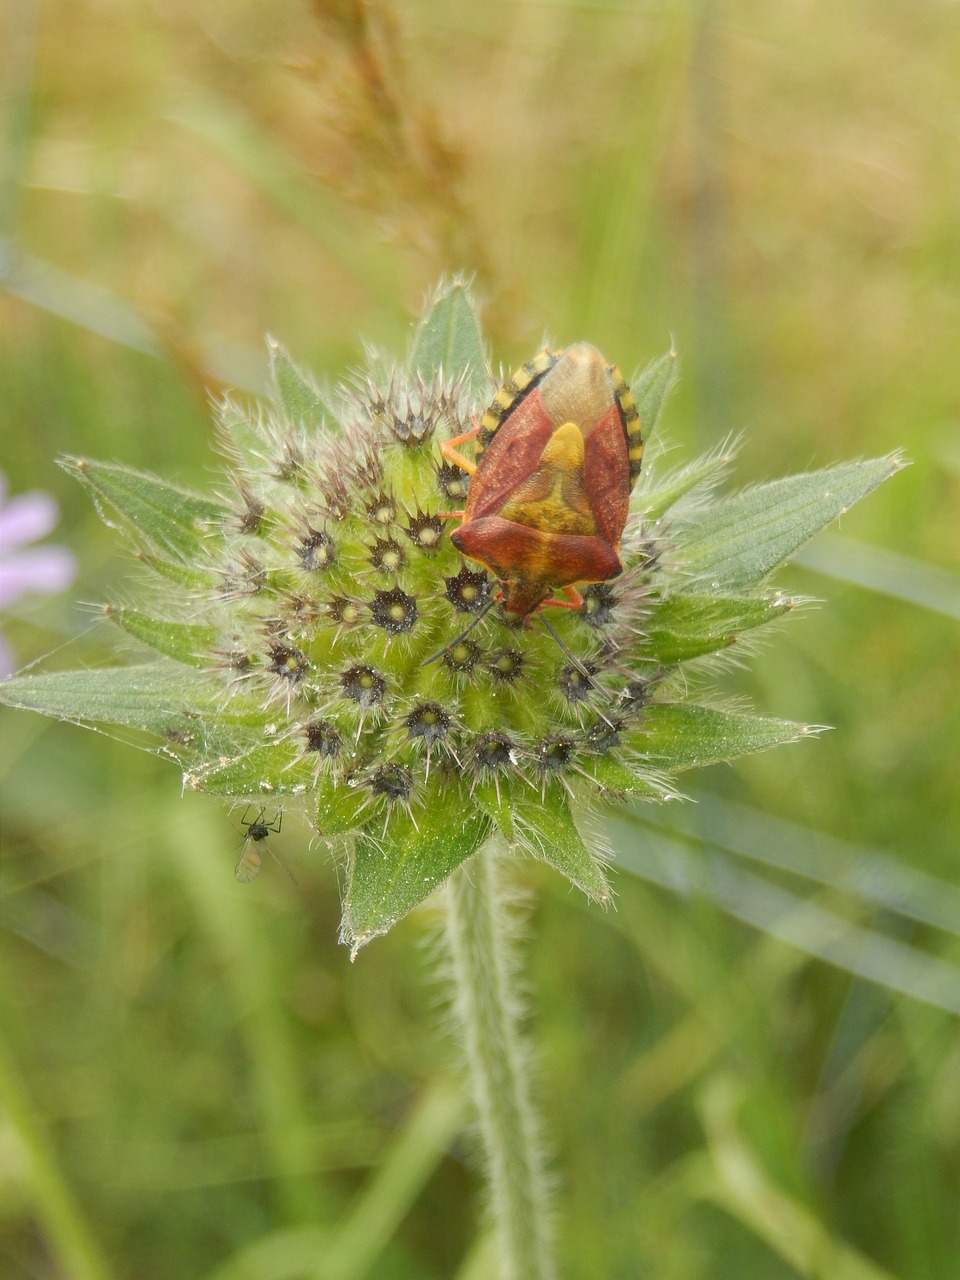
left=302, top=1, right=496, bottom=287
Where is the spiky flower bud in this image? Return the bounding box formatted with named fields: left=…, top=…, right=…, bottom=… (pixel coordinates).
left=0, top=281, right=902, bottom=952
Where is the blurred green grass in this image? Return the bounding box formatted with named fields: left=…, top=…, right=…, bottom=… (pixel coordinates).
left=1, top=1, right=958, bottom=1277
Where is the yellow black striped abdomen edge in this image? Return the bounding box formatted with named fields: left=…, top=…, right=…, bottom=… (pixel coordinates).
left=475, top=349, right=560, bottom=461
left=609, top=362, right=643, bottom=489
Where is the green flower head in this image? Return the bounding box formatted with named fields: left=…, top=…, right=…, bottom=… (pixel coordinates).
left=1, top=280, right=901, bottom=952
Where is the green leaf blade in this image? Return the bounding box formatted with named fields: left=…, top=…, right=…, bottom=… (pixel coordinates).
left=410, top=279, right=488, bottom=397
left=216, top=397, right=273, bottom=470
left=638, top=442, right=736, bottom=522
left=633, top=348, right=678, bottom=441
left=188, top=739, right=316, bottom=798
left=511, top=790, right=611, bottom=903
left=675, top=455, right=904, bottom=591
left=472, top=778, right=515, bottom=840
left=645, top=593, right=796, bottom=664
left=60, top=457, right=228, bottom=569
left=0, top=664, right=262, bottom=761
left=632, top=703, right=818, bottom=772
left=342, top=784, right=491, bottom=953
left=315, top=776, right=369, bottom=837
left=105, top=607, right=217, bottom=668
left=578, top=753, right=676, bottom=802
left=268, top=338, right=327, bottom=428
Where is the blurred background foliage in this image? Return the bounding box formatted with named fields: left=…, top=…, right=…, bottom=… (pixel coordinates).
left=1, top=1, right=958, bottom=1277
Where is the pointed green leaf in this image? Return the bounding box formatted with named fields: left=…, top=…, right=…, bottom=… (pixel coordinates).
left=639, top=444, right=735, bottom=522
left=645, top=593, right=795, bottom=664
left=105, top=606, right=217, bottom=668
left=315, top=774, right=369, bottom=837
left=0, top=664, right=262, bottom=760
left=59, top=457, right=229, bottom=567
left=342, top=783, right=490, bottom=951
left=578, top=754, right=676, bottom=802
left=133, top=548, right=214, bottom=589
left=472, top=777, right=515, bottom=840
left=633, top=348, right=677, bottom=440
left=511, top=791, right=611, bottom=903
left=217, top=397, right=273, bottom=470
left=268, top=337, right=327, bottom=427
left=631, top=703, right=817, bottom=772
left=410, top=279, right=488, bottom=396
left=189, top=738, right=316, bottom=798
left=194, top=746, right=383, bottom=827
left=676, top=455, right=904, bottom=591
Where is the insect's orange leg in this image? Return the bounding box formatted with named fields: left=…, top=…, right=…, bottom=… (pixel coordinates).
left=541, top=585, right=584, bottom=611
left=439, top=423, right=480, bottom=475
left=436, top=510, right=466, bottom=521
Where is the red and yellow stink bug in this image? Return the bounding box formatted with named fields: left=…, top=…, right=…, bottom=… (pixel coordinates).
left=440, top=343, right=643, bottom=616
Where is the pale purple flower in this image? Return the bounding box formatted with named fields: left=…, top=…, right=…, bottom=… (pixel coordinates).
left=0, top=474, right=77, bottom=676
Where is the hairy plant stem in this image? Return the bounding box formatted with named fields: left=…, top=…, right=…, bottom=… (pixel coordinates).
left=444, top=843, right=556, bottom=1280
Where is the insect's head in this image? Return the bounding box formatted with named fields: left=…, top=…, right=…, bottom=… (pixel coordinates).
left=500, top=575, right=551, bottom=616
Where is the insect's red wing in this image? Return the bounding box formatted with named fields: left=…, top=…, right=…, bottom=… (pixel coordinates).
left=453, top=516, right=622, bottom=588
left=464, top=390, right=555, bottom=522
left=584, top=403, right=631, bottom=550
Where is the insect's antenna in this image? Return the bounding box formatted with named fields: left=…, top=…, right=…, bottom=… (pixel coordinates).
left=537, top=611, right=597, bottom=685
left=420, top=596, right=497, bottom=667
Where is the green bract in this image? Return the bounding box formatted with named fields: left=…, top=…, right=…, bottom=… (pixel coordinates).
left=0, top=281, right=902, bottom=952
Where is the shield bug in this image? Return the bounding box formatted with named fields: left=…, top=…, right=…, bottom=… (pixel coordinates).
left=440, top=343, right=642, bottom=616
